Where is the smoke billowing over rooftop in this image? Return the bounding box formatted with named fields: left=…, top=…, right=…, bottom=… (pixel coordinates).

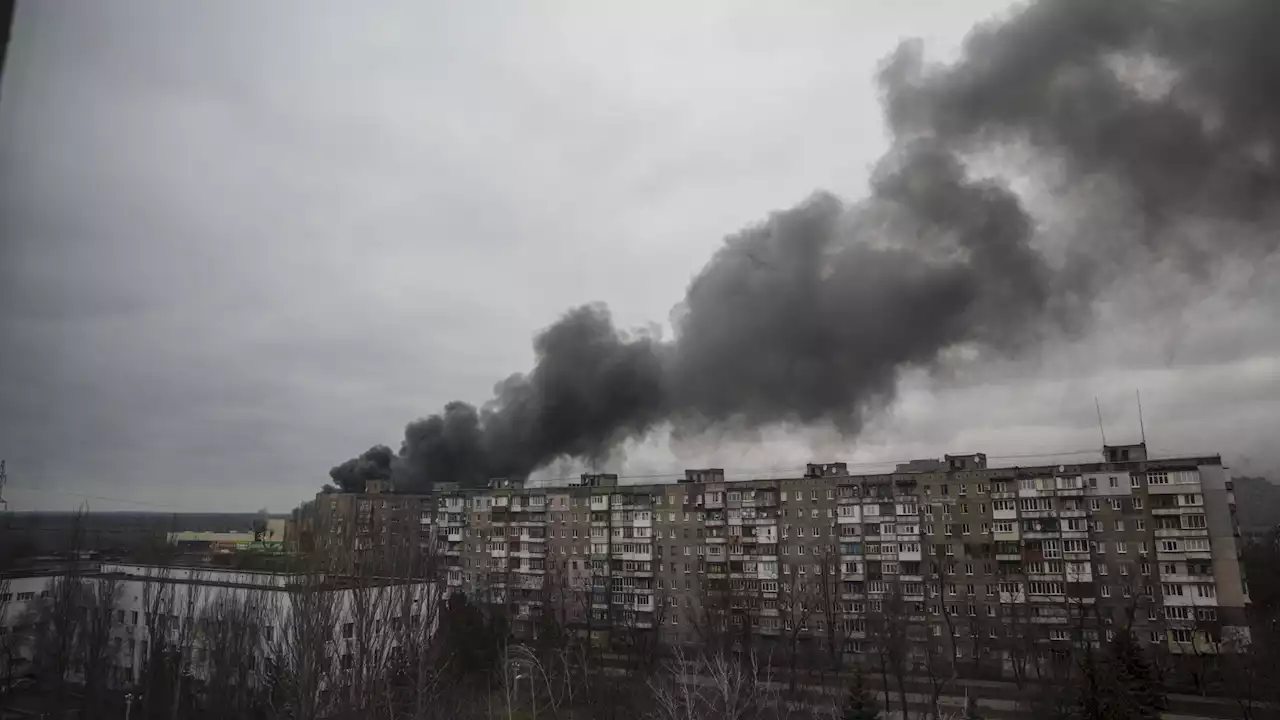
left=330, top=0, right=1280, bottom=493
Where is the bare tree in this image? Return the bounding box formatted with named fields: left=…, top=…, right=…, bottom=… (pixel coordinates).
left=813, top=545, right=849, bottom=681
left=778, top=559, right=819, bottom=696
left=35, top=507, right=90, bottom=689
left=167, top=570, right=205, bottom=720
left=0, top=572, right=16, bottom=694
left=139, top=564, right=177, bottom=719
left=264, top=559, right=339, bottom=720
left=199, top=586, right=271, bottom=719
left=865, top=583, right=911, bottom=720
left=648, top=646, right=803, bottom=720
left=920, top=548, right=960, bottom=720
left=77, top=575, right=123, bottom=715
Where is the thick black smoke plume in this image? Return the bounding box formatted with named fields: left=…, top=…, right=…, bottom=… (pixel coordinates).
left=331, top=0, right=1280, bottom=492
left=328, top=444, right=394, bottom=493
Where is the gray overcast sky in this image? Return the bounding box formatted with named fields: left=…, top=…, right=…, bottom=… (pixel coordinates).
left=2, top=1, right=1277, bottom=512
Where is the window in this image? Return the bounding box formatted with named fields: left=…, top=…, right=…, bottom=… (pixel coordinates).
left=1089, top=499, right=1101, bottom=511
left=1110, top=498, right=1122, bottom=511
left=1109, top=476, right=1119, bottom=488
left=1114, top=520, right=1125, bottom=531
left=1028, top=581, right=1064, bottom=595
left=1132, top=497, right=1144, bottom=510
left=1131, top=475, right=1141, bottom=488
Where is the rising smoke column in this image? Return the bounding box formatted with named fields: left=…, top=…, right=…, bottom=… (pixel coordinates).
left=332, top=0, right=1280, bottom=492
left=328, top=444, right=395, bottom=492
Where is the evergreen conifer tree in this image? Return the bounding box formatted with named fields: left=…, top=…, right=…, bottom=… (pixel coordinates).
left=1103, top=630, right=1167, bottom=720
left=843, top=664, right=880, bottom=720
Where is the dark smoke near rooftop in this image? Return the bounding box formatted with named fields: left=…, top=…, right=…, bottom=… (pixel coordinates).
left=331, top=0, right=1280, bottom=492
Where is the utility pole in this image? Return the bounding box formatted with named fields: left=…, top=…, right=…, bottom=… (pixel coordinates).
left=0, top=1, right=14, bottom=105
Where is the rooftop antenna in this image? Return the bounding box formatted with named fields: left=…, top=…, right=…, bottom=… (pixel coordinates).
left=0, top=459, right=7, bottom=510
left=1136, top=390, right=1147, bottom=445
left=1095, top=397, right=1109, bottom=446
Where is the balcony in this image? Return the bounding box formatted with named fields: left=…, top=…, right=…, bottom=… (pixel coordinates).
left=1029, top=616, right=1070, bottom=624
left=1155, top=528, right=1209, bottom=539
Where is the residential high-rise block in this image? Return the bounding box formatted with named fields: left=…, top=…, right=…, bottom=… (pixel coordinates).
left=309, top=442, right=1251, bottom=670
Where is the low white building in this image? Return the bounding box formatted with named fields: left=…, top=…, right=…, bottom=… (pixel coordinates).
left=0, top=562, right=438, bottom=694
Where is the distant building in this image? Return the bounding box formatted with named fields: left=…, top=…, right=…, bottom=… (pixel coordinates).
left=167, top=518, right=286, bottom=554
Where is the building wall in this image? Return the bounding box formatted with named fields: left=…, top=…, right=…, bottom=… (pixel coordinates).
left=0, top=564, right=435, bottom=690
left=306, top=445, right=1251, bottom=665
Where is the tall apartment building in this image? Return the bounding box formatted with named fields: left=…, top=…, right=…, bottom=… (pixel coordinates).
left=311, top=443, right=1251, bottom=669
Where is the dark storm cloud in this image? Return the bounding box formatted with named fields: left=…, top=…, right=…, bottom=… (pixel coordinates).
left=368, top=0, right=1280, bottom=492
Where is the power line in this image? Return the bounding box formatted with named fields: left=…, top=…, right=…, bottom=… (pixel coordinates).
left=1, top=481, right=188, bottom=511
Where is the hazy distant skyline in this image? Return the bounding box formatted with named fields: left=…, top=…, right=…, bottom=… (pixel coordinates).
left=2, top=1, right=1277, bottom=512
